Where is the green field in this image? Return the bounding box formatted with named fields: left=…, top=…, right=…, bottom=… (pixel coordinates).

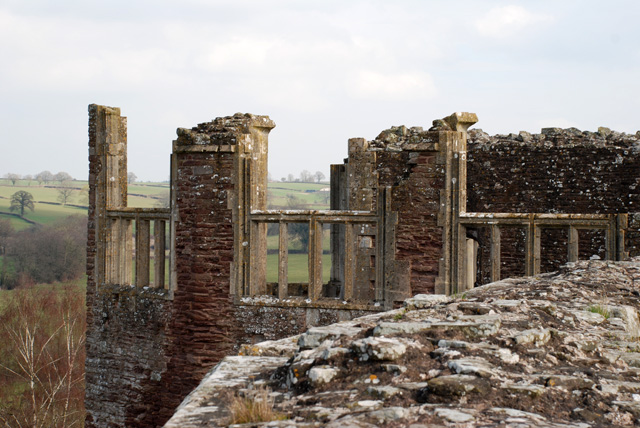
left=266, top=253, right=331, bottom=283
left=0, top=179, right=329, bottom=228
left=268, top=182, right=329, bottom=209
left=0, top=180, right=172, bottom=227
left=0, top=180, right=89, bottom=229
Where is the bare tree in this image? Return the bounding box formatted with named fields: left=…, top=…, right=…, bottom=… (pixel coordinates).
left=299, top=170, right=313, bottom=183
left=4, top=173, right=20, bottom=186
left=287, top=174, right=294, bottom=182
left=57, top=188, right=75, bottom=205
left=127, top=172, right=137, bottom=184
left=10, top=191, right=35, bottom=217
left=23, top=174, right=33, bottom=186
left=54, top=172, right=73, bottom=184
left=0, top=286, right=85, bottom=427
left=314, top=171, right=326, bottom=183
left=5, top=216, right=86, bottom=285
left=36, top=171, right=54, bottom=185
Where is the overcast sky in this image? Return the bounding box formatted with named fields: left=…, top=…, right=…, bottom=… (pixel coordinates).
left=1, top=0, right=638, bottom=182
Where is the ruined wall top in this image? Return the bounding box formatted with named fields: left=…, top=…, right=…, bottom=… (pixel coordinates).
left=469, top=126, right=640, bottom=149
left=361, top=111, right=478, bottom=153
left=174, top=113, right=275, bottom=147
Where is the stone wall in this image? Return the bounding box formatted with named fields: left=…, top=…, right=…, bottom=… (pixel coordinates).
left=87, top=107, right=640, bottom=426
left=334, top=120, right=639, bottom=294
left=235, top=300, right=378, bottom=344
left=85, top=111, right=270, bottom=427
left=157, top=133, right=240, bottom=425
left=85, top=105, right=173, bottom=427
left=373, top=141, right=444, bottom=296
left=85, top=286, right=171, bottom=426
left=467, top=127, right=640, bottom=283
left=339, top=121, right=469, bottom=298
left=86, top=108, right=384, bottom=427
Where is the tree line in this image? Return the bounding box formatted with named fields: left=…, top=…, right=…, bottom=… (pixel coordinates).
left=0, top=216, right=87, bottom=289
left=274, top=170, right=326, bottom=183
left=3, top=171, right=74, bottom=186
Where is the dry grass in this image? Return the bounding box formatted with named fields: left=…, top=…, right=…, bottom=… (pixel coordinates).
left=588, top=303, right=611, bottom=319
left=227, top=387, right=287, bottom=424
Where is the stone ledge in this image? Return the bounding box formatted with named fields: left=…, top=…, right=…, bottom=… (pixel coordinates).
left=96, top=283, right=171, bottom=300
left=235, top=296, right=383, bottom=312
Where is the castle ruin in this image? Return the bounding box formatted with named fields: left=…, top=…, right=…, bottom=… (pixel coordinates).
left=85, top=105, right=638, bottom=426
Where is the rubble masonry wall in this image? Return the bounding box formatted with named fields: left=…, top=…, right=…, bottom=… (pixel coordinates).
left=467, top=127, right=640, bottom=283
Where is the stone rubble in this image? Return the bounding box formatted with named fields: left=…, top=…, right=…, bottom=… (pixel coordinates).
left=166, top=259, right=640, bottom=427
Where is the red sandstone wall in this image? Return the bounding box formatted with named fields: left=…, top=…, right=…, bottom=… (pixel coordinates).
left=157, top=151, right=241, bottom=424
left=358, top=126, right=447, bottom=298
left=376, top=150, right=444, bottom=295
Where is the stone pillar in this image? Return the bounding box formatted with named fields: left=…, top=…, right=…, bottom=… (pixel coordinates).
left=434, top=112, right=478, bottom=295
left=161, top=114, right=275, bottom=422
left=329, top=164, right=347, bottom=296
left=87, top=104, right=128, bottom=296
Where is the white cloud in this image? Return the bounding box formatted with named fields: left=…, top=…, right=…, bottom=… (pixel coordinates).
left=348, top=70, right=437, bottom=101
left=195, top=37, right=273, bottom=72
left=0, top=1, right=638, bottom=181
left=475, top=5, right=553, bottom=38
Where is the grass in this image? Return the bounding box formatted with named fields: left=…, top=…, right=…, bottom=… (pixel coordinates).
left=0, top=179, right=327, bottom=223
left=0, top=180, right=169, bottom=227
left=0, top=199, right=86, bottom=229
left=0, top=181, right=89, bottom=228
left=266, top=253, right=331, bottom=283
left=0, top=180, right=326, bottom=228
left=268, top=182, right=327, bottom=191
left=587, top=304, right=611, bottom=319
left=265, top=226, right=332, bottom=283
left=268, top=182, right=329, bottom=209
left=394, top=309, right=407, bottom=320
left=451, top=291, right=468, bottom=300
left=128, top=183, right=170, bottom=196
left=227, top=388, right=287, bottom=424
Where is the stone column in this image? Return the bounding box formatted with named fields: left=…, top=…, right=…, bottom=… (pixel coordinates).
left=434, top=112, right=478, bottom=295
left=87, top=104, right=128, bottom=295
